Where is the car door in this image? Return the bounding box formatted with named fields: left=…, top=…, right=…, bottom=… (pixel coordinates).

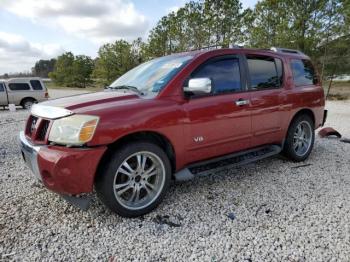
left=0, top=82, right=8, bottom=106
left=244, top=54, right=286, bottom=147
left=183, top=55, right=252, bottom=163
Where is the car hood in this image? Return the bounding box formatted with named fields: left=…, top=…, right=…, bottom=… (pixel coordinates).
left=31, top=91, right=141, bottom=119
left=40, top=91, right=139, bottom=112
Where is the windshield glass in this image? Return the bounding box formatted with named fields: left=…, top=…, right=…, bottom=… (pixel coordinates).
left=109, top=55, right=193, bottom=95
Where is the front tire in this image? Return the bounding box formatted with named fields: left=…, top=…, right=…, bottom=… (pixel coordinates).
left=95, top=142, right=171, bottom=217
left=282, top=114, right=315, bottom=162
left=22, top=98, right=35, bottom=109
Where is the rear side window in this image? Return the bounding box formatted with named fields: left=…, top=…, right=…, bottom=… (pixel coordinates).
left=30, top=80, right=43, bottom=90
left=8, top=83, right=31, bottom=91
left=191, top=58, right=242, bottom=94
left=247, top=55, right=282, bottom=89
left=291, top=59, right=318, bottom=86
left=0, top=83, right=4, bottom=92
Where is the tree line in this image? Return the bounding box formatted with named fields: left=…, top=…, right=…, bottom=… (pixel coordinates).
left=30, top=0, right=349, bottom=87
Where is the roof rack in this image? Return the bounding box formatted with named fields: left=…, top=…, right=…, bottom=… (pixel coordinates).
left=229, top=44, right=244, bottom=48
left=189, top=44, right=243, bottom=52
left=190, top=44, right=220, bottom=52
left=270, top=47, right=306, bottom=55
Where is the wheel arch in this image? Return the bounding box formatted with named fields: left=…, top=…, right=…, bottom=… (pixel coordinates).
left=95, top=131, right=177, bottom=181
left=282, top=108, right=316, bottom=160
left=289, top=108, right=315, bottom=127
left=20, top=97, right=37, bottom=106
left=283, top=108, right=315, bottom=147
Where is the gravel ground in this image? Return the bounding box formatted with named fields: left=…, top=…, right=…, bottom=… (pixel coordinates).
left=0, top=101, right=349, bottom=261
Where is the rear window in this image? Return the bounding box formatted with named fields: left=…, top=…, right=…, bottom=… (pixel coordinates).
left=8, top=83, right=31, bottom=91
left=30, top=80, right=43, bottom=90
left=291, top=59, right=318, bottom=86
left=0, top=83, right=4, bottom=92
left=247, top=55, right=283, bottom=89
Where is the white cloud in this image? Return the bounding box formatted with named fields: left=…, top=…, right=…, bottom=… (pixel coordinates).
left=0, top=0, right=149, bottom=44
left=167, top=6, right=180, bottom=14
left=0, top=32, right=64, bottom=74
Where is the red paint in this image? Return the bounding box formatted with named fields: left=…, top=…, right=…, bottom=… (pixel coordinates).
left=37, top=145, right=106, bottom=194
left=25, top=48, right=325, bottom=195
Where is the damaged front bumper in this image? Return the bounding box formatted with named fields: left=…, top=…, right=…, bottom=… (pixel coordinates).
left=19, top=131, right=106, bottom=210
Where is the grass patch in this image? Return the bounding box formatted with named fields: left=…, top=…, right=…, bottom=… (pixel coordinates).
left=323, top=80, right=350, bottom=100
left=44, top=81, right=104, bottom=92
left=326, top=93, right=349, bottom=100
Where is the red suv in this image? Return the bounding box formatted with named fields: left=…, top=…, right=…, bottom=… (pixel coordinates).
left=20, top=47, right=326, bottom=217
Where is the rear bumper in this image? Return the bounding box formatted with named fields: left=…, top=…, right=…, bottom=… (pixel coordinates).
left=19, top=131, right=107, bottom=195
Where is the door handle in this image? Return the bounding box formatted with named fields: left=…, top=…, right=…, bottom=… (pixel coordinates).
left=235, top=99, right=250, bottom=106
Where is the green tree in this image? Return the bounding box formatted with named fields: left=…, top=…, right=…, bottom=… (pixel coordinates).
left=203, top=0, right=243, bottom=47
left=46, top=0, right=350, bottom=87
left=93, top=40, right=141, bottom=86
left=49, top=52, right=75, bottom=86
left=243, top=0, right=290, bottom=48
left=343, top=0, right=350, bottom=31
left=182, top=1, right=208, bottom=49
left=49, top=52, right=94, bottom=87
left=72, top=55, right=94, bottom=88
left=147, top=0, right=244, bottom=57
left=245, top=0, right=346, bottom=58
left=32, top=59, right=56, bottom=78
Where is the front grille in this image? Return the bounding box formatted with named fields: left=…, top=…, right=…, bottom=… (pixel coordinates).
left=26, top=115, right=38, bottom=136
left=25, top=115, right=51, bottom=144
left=37, top=120, right=50, bottom=141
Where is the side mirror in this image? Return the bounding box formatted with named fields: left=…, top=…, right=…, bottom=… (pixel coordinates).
left=184, top=78, right=212, bottom=94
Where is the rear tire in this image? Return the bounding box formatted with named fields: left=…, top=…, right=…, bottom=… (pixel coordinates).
left=21, top=98, right=36, bottom=109
left=95, top=142, right=171, bottom=217
left=282, top=114, right=315, bottom=162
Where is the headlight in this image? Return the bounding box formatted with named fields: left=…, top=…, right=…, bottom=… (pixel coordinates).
left=48, top=115, right=99, bottom=146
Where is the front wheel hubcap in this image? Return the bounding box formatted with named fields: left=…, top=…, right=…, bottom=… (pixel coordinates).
left=293, top=121, right=312, bottom=156
left=24, top=102, right=33, bottom=109
left=113, top=151, right=165, bottom=210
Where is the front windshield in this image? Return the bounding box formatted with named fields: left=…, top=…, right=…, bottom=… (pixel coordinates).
left=109, top=55, right=193, bottom=95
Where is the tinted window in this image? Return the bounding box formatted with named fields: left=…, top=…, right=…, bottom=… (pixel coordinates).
left=8, top=83, right=31, bottom=91
left=275, top=58, right=283, bottom=86
left=191, top=58, right=241, bottom=94
left=247, top=56, right=281, bottom=89
left=291, top=59, right=318, bottom=86
left=30, top=80, right=43, bottom=90
left=0, top=83, right=4, bottom=92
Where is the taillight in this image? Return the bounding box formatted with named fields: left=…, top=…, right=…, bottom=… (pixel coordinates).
left=45, top=92, right=49, bottom=98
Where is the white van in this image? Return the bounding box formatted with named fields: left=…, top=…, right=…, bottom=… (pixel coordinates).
left=0, top=78, right=49, bottom=109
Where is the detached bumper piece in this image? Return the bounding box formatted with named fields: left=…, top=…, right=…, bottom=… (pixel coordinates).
left=318, top=127, right=342, bottom=138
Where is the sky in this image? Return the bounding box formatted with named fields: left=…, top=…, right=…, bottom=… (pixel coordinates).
left=0, top=0, right=258, bottom=74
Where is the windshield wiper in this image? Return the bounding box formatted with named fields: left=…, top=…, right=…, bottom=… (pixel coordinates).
left=109, top=85, right=144, bottom=95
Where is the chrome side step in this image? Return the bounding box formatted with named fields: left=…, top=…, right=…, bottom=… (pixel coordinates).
left=174, top=145, right=282, bottom=181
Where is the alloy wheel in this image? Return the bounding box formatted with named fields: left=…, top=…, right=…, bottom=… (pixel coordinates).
left=293, top=120, right=312, bottom=157
left=113, top=151, right=166, bottom=210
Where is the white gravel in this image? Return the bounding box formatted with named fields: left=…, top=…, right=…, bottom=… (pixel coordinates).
left=0, top=101, right=349, bottom=261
